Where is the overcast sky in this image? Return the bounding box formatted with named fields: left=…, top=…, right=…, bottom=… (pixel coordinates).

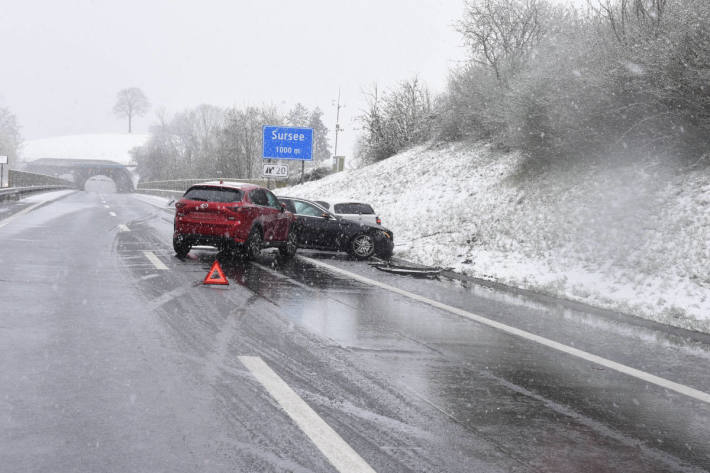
left=0, top=0, right=471, bottom=155
left=1, top=0, right=583, bottom=157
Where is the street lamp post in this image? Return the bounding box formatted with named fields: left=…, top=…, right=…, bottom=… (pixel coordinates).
left=333, top=88, right=343, bottom=166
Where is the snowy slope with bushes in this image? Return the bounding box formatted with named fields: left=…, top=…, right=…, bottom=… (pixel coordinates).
left=278, top=142, right=710, bottom=334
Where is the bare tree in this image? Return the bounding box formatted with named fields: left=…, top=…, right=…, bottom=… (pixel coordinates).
left=458, top=0, right=546, bottom=83
left=113, top=87, right=150, bottom=133
left=357, top=79, right=434, bottom=162
left=0, top=106, right=20, bottom=166
left=588, top=0, right=668, bottom=43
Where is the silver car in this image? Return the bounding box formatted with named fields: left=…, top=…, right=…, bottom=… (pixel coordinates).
left=315, top=201, right=382, bottom=226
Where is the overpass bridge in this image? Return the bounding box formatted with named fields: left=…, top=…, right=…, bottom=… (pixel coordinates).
left=24, top=158, right=135, bottom=192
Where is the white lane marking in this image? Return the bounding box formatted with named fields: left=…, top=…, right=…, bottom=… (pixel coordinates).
left=118, top=224, right=130, bottom=232
left=0, top=191, right=75, bottom=229
left=251, top=262, right=314, bottom=291
left=103, top=204, right=110, bottom=208
left=143, top=251, right=168, bottom=270
left=148, top=285, right=190, bottom=310
left=239, top=356, right=377, bottom=473
left=109, top=211, right=117, bottom=217
left=299, top=256, right=710, bottom=405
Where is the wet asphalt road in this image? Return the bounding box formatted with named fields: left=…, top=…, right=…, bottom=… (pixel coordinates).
left=1, top=190, right=710, bottom=472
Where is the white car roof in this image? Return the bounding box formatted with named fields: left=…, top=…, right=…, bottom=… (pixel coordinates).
left=319, top=200, right=368, bottom=205
left=319, top=201, right=374, bottom=210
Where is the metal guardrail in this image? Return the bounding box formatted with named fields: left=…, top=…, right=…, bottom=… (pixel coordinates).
left=137, top=178, right=269, bottom=192
left=0, top=170, right=75, bottom=202
left=136, top=178, right=288, bottom=196
left=0, top=185, right=75, bottom=202
left=9, top=169, right=75, bottom=188
left=134, top=188, right=185, bottom=198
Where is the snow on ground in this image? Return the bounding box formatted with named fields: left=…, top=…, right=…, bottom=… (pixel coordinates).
left=20, top=189, right=76, bottom=203
left=20, top=133, right=149, bottom=165
left=0, top=189, right=76, bottom=216
left=277, top=141, right=710, bottom=334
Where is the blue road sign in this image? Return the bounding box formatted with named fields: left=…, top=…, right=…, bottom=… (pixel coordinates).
left=263, top=126, right=313, bottom=161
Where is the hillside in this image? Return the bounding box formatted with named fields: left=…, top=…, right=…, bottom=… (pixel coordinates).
left=278, top=141, right=710, bottom=334
left=20, top=133, right=149, bottom=166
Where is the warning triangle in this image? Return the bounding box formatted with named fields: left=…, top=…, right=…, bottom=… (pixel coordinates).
left=203, top=260, right=229, bottom=285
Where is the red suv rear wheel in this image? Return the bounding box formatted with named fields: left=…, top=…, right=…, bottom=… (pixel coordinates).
left=173, top=234, right=191, bottom=258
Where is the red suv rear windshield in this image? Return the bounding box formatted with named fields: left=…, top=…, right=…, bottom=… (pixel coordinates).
left=183, top=186, right=243, bottom=203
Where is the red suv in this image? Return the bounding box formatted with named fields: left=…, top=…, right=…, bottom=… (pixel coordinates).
left=173, top=181, right=297, bottom=259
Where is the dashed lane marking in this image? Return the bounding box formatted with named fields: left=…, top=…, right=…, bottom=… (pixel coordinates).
left=143, top=251, right=168, bottom=270
left=140, top=273, right=160, bottom=281
left=251, top=262, right=314, bottom=291
left=299, top=256, right=710, bottom=405
left=239, top=356, right=377, bottom=473
left=147, top=285, right=191, bottom=310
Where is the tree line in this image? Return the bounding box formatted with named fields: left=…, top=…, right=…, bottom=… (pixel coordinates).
left=0, top=106, right=20, bottom=167
left=133, top=103, right=331, bottom=182
left=357, top=0, right=710, bottom=165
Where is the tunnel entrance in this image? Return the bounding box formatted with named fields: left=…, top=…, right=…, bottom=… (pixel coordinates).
left=84, top=175, right=117, bottom=193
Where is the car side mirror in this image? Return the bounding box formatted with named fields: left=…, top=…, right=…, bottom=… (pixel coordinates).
left=280, top=202, right=286, bottom=212
left=321, top=212, right=331, bottom=219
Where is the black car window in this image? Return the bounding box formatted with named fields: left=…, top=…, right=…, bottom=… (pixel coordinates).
left=183, top=186, right=242, bottom=203
left=264, top=190, right=282, bottom=209
left=249, top=189, right=268, bottom=206
left=293, top=200, right=326, bottom=217
left=280, top=199, right=297, bottom=213
left=334, top=203, right=374, bottom=214
left=315, top=201, right=329, bottom=209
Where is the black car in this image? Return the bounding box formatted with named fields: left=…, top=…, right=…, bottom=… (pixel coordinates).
left=278, top=196, right=394, bottom=259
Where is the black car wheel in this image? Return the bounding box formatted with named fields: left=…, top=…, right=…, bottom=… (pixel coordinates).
left=349, top=233, right=375, bottom=259
left=245, top=227, right=263, bottom=260
left=173, top=235, right=191, bottom=258
left=279, top=228, right=298, bottom=259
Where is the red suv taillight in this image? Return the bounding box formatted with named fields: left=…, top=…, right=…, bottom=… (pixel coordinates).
left=224, top=204, right=241, bottom=212
left=224, top=204, right=243, bottom=220
left=376, top=216, right=382, bottom=225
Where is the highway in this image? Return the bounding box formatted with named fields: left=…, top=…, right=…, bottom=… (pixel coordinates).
left=1, top=189, right=709, bottom=472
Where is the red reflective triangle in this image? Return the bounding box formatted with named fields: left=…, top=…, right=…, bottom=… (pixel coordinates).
left=203, top=260, right=229, bottom=285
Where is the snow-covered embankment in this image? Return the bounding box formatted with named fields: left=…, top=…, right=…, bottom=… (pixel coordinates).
left=278, top=141, right=710, bottom=333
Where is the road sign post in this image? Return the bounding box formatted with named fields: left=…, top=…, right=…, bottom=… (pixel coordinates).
left=0, top=155, right=7, bottom=188
left=262, top=126, right=313, bottom=185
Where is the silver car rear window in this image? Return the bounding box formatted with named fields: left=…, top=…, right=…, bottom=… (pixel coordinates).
left=334, top=203, right=374, bottom=214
